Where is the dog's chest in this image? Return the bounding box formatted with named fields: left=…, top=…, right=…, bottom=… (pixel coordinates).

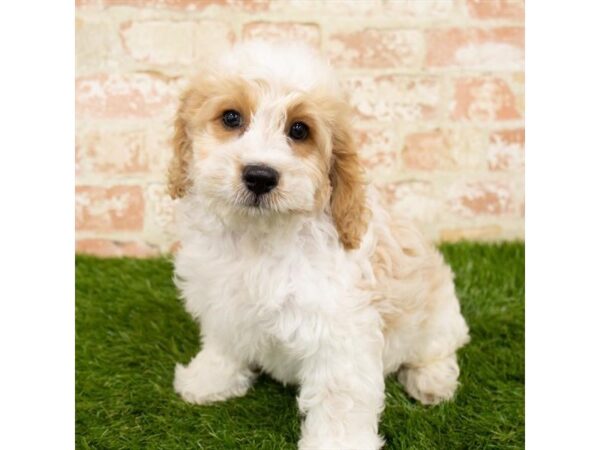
left=218, top=254, right=324, bottom=381
left=177, top=232, right=353, bottom=383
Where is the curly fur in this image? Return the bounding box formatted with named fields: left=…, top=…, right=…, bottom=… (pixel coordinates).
left=169, top=40, right=470, bottom=450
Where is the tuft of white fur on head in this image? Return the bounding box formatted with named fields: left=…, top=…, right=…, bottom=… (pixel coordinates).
left=218, top=40, right=342, bottom=96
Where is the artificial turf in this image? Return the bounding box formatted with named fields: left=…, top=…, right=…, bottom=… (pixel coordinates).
left=76, top=242, right=524, bottom=449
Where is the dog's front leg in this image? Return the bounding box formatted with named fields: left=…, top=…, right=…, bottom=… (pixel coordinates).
left=174, top=338, right=256, bottom=405
left=297, top=325, right=385, bottom=450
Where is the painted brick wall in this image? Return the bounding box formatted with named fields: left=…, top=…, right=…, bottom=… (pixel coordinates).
left=75, top=0, right=525, bottom=257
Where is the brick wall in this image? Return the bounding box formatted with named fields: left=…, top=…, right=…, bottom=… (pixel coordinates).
left=75, top=0, right=525, bottom=257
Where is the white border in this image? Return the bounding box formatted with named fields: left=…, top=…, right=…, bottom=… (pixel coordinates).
left=2, top=1, right=600, bottom=448
left=0, top=2, right=74, bottom=449
left=527, top=1, right=600, bottom=448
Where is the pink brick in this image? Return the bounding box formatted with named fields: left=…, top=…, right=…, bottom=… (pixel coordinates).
left=77, top=0, right=269, bottom=11
left=75, top=127, right=169, bottom=176
left=440, top=225, right=503, bottom=242
left=341, top=75, right=442, bottom=122
left=426, top=27, right=524, bottom=70
left=402, top=128, right=485, bottom=171
left=145, top=183, right=176, bottom=233
left=76, top=239, right=158, bottom=257
left=466, top=0, right=524, bottom=20
left=447, top=181, right=513, bottom=217
left=355, top=127, right=398, bottom=170
left=403, top=130, right=452, bottom=170
left=120, top=21, right=195, bottom=65
left=120, top=20, right=235, bottom=66
left=76, top=186, right=144, bottom=232
left=76, top=17, right=118, bottom=73
left=380, top=0, right=457, bottom=17
left=243, top=22, right=321, bottom=47
left=510, top=72, right=525, bottom=117
left=378, top=181, right=440, bottom=222
left=75, top=74, right=180, bottom=119
left=488, top=129, right=525, bottom=171
left=453, top=77, right=521, bottom=122
left=269, top=0, right=455, bottom=17
left=329, top=29, right=423, bottom=69
left=520, top=198, right=525, bottom=217
left=269, top=1, right=378, bottom=15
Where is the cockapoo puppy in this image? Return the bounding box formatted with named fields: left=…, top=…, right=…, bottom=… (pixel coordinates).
left=169, top=41, right=469, bottom=450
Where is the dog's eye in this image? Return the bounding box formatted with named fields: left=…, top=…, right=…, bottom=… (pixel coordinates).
left=222, top=110, right=243, bottom=129
left=289, top=121, right=309, bottom=141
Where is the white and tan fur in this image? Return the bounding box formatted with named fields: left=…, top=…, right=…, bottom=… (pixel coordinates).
left=169, top=41, right=469, bottom=450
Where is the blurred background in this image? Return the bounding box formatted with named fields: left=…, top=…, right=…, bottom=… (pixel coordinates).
left=75, top=0, right=524, bottom=257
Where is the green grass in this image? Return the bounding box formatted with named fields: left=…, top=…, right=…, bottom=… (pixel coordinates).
left=76, top=242, right=524, bottom=449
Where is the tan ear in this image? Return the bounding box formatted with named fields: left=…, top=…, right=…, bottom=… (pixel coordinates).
left=330, top=118, right=370, bottom=250
left=167, top=89, right=194, bottom=199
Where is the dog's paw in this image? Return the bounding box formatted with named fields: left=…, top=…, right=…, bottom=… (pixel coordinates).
left=398, top=355, right=459, bottom=406
left=298, top=432, right=384, bottom=450
left=173, top=361, right=253, bottom=405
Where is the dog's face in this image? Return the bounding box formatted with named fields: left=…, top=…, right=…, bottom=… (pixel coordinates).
left=168, top=42, right=369, bottom=249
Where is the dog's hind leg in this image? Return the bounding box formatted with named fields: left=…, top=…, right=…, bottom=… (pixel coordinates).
left=397, top=353, right=460, bottom=405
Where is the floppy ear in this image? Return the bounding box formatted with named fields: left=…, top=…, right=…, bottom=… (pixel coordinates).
left=329, top=116, right=370, bottom=250
left=167, top=89, right=194, bottom=199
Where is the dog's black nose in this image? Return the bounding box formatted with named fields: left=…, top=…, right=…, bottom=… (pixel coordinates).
left=242, top=165, right=279, bottom=195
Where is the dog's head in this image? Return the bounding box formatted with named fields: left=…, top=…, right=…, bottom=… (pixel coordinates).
left=168, top=41, right=369, bottom=250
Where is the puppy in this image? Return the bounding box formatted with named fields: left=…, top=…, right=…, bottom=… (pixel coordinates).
left=169, top=41, right=469, bottom=450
